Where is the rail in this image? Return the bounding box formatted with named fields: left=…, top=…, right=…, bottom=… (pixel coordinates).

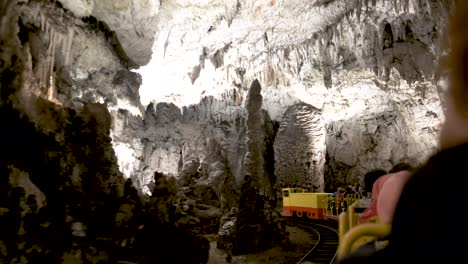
left=295, top=221, right=338, bottom=264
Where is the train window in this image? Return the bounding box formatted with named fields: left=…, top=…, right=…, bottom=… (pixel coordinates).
left=283, top=190, right=289, bottom=197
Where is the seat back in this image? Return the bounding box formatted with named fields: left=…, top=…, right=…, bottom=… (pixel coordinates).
left=337, top=223, right=391, bottom=259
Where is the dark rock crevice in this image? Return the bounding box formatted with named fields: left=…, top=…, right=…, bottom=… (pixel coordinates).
left=81, top=15, right=139, bottom=69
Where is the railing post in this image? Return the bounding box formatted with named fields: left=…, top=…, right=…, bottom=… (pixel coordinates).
left=338, top=212, right=349, bottom=245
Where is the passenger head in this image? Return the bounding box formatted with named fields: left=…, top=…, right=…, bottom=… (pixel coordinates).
left=26, top=194, right=38, bottom=213
left=440, top=1, right=468, bottom=149
left=363, top=169, right=387, bottom=194
left=377, top=170, right=412, bottom=224
left=389, top=162, right=413, bottom=173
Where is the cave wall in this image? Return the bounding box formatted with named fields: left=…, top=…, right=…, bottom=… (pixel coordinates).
left=12, top=0, right=453, bottom=198
left=274, top=103, right=326, bottom=191
left=131, top=94, right=261, bottom=208
left=1, top=1, right=211, bottom=262
left=134, top=0, right=451, bottom=190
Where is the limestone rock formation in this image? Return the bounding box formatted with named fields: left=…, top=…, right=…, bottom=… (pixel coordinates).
left=0, top=1, right=210, bottom=263
left=243, top=79, right=275, bottom=199
left=11, top=0, right=449, bottom=195
left=135, top=99, right=242, bottom=209
left=231, top=176, right=286, bottom=255
left=274, top=102, right=327, bottom=191
left=58, top=0, right=160, bottom=66
left=134, top=0, right=451, bottom=190
left=21, top=0, right=449, bottom=198
left=324, top=99, right=441, bottom=190
left=217, top=208, right=238, bottom=250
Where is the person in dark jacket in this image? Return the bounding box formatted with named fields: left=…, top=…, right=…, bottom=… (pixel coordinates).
left=337, top=2, right=468, bottom=263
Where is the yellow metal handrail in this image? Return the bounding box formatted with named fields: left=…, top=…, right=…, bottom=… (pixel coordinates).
left=337, top=223, right=391, bottom=259
left=338, top=212, right=348, bottom=245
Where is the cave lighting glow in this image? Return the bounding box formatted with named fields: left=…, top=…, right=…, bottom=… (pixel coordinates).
left=136, top=29, right=227, bottom=110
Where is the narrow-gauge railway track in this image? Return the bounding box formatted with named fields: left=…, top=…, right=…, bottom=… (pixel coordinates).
left=291, top=219, right=338, bottom=264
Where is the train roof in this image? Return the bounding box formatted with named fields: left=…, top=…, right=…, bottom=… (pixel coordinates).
left=282, top=188, right=331, bottom=194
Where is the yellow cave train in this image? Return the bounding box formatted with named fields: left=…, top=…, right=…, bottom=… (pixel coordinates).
left=281, top=188, right=362, bottom=220
left=282, top=188, right=391, bottom=259
left=281, top=188, right=331, bottom=220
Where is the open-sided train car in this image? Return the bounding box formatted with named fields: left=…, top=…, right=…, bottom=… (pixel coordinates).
left=281, top=188, right=394, bottom=261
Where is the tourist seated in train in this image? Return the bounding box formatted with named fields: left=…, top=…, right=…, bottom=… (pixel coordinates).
left=388, top=162, right=413, bottom=174
left=355, top=183, right=365, bottom=197
left=377, top=163, right=413, bottom=224
left=335, top=187, right=345, bottom=214
left=359, top=164, right=412, bottom=224
left=337, top=3, right=468, bottom=263
left=356, top=169, right=386, bottom=211
left=343, top=186, right=355, bottom=197
left=363, top=169, right=387, bottom=199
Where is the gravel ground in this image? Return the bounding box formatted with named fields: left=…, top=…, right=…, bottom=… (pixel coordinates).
left=207, top=225, right=315, bottom=264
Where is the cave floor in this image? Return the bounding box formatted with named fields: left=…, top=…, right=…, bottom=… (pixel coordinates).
left=207, top=225, right=314, bottom=264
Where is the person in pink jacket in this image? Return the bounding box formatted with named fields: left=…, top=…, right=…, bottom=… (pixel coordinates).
left=377, top=170, right=412, bottom=224
left=359, top=163, right=412, bottom=224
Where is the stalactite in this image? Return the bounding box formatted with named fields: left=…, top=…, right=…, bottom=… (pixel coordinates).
left=48, top=30, right=56, bottom=99
left=403, top=0, right=410, bottom=13
left=63, top=29, right=74, bottom=65
left=40, top=13, right=46, bottom=31
left=332, top=27, right=337, bottom=52
left=415, top=0, right=422, bottom=13
left=394, top=0, right=399, bottom=14
left=335, top=42, right=340, bottom=63
left=339, top=21, right=344, bottom=43
left=425, top=0, right=432, bottom=15
left=36, top=11, right=75, bottom=103
left=357, top=0, right=362, bottom=22
left=393, top=22, right=399, bottom=42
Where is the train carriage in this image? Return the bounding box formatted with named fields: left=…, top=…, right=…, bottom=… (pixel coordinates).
left=282, top=188, right=363, bottom=220
left=281, top=188, right=390, bottom=260
left=282, top=188, right=331, bottom=219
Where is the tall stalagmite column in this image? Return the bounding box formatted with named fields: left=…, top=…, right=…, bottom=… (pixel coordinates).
left=243, top=79, right=273, bottom=199
left=232, top=79, right=284, bottom=255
